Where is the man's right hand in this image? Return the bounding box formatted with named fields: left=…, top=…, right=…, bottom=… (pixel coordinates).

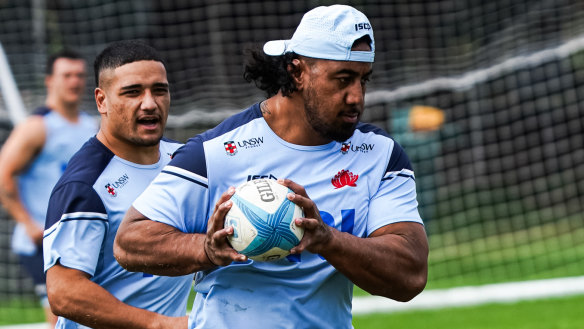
left=203, top=187, right=248, bottom=266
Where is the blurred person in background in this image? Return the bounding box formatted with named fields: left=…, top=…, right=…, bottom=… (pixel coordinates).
left=0, top=49, right=97, bottom=327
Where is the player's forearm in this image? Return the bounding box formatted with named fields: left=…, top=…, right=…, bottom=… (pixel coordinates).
left=114, top=207, right=215, bottom=275
left=47, top=267, right=186, bottom=329
left=321, top=223, right=428, bottom=301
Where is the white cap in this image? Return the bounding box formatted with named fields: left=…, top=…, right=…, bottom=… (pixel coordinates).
left=263, top=5, right=375, bottom=63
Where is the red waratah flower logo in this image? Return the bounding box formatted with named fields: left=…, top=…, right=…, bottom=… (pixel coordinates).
left=331, top=169, right=359, bottom=189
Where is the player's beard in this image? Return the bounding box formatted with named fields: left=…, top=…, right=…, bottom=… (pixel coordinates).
left=303, top=87, right=358, bottom=143
left=128, top=136, right=161, bottom=147
left=127, top=128, right=163, bottom=147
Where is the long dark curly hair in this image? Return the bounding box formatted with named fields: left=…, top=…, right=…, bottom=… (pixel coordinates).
left=243, top=44, right=301, bottom=98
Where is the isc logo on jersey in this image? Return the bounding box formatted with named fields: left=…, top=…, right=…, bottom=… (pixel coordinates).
left=225, top=178, right=304, bottom=261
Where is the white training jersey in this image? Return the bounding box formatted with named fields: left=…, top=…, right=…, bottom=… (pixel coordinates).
left=133, top=103, right=423, bottom=329
left=43, top=137, right=193, bottom=329
left=12, top=107, right=96, bottom=256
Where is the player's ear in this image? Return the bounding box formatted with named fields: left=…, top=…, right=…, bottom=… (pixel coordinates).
left=95, top=87, right=107, bottom=115
left=288, top=58, right=306, bottom=91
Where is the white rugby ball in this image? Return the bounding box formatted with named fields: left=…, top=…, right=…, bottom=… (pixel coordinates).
left=225, top=178, right=304, bottom=261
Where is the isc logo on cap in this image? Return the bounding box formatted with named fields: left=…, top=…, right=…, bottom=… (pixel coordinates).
left=354, top=22, right=371, bottom=31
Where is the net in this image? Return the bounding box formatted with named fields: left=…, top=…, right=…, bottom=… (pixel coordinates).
left=1, top=0, right=583, bottom=323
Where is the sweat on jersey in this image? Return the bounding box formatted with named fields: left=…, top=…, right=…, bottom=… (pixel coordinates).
left=12, top=107, right=96, bottom=256
left=43, top=137, right=193, bottom=329
left=132, top=103, right=424, bottom=329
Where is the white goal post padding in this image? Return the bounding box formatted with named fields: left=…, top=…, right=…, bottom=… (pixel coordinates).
left=0, top=42, right=27, bottom=125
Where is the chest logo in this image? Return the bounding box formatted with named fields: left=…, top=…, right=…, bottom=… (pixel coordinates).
left=332, top=170, right=359, bottom=189
left=341, top=141, right=375, bottom=154
left=105, top=183, right=117, bottom=197
left=341, top=142, right=351, bottom=154
left=104, top=173, right=129, bottom=197
left=224, top=141, right=238, bottom=156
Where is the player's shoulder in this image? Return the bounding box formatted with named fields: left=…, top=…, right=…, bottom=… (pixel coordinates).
left=352, top=122, right=397, bottom=148
left=353, top=122, right=412, bottom=170
left=176, top=103, right=261, bottom=153
left=197, top=103, right=263, bottom=143
left=20, top=108, right=49, bottom=127
left=354, top=122, right=391, bottom=139
left=169, top=103, right=261, bottom=177
left=55, top=137, right=115, bottom=188
left=5, top=111, right=47, bottom=147
left=31, top=106, right=51, bottom=117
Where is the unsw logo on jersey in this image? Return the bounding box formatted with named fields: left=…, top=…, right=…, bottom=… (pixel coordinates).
left=340, top=141, right=375, bottom=154
left=224, top=141, right=237, bottom=156
left=104, top=173, right=129, bottom=197
left=224, top=137, right=264, bottom=156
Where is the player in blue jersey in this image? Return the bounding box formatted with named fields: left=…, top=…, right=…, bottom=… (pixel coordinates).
left=43, top=40, right=192, bottom=329
left=115, top=5, right=429, bottom=329
left=0, top=49, right=96, bottom=327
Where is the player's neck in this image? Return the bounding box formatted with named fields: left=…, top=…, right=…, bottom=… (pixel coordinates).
left=45, top=98, right=80, bottom=123
left=262, top=95, right=332, bottom=146
left=96, top=131, right=161, bottom=165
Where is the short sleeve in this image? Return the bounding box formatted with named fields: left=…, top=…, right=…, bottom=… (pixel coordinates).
left=367, top=141, right=423, bottom=235
left=133, top=138, right=210, bottom=234
left=43, top=182, right=108, bottom=276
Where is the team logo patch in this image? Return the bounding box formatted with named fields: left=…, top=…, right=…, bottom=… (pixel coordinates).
left=105, top=183, right=117, bottom=197
left=224, top=141, right=237, bottom=156
left=341, top=142, right=351, bottom=154
left=104, top=173, right=129, bottom=197
left=331, top=169, right=359, bottom=189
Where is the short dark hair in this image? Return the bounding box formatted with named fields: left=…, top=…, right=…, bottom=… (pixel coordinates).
left=94, top=40, right=165, bottom=86
left=46, top=49, right=84, bottom=75
left=243, top=44, right=300, bottom=98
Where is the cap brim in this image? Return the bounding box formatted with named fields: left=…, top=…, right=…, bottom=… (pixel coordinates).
left=263, top=40, right=289, bottom=56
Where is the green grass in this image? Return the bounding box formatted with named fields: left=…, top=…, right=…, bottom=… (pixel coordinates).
left=352, top=294, right=584, bottom=329
left=0, top=298, right=45, bottom=325
left=4, top=294, right=584, bottom=328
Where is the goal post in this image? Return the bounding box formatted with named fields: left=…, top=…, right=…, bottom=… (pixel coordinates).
left=0, top=42, right=27, bottom=125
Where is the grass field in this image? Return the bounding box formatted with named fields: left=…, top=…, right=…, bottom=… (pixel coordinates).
left=3, top=294, right=583, bottom=328
left=0, top=299, right=44, bottom=325
left=352, top=294, right=584, bottom=329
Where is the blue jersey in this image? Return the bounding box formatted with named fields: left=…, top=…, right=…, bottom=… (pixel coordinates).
left=43, top=137, right=193, bottom=328
left=133, top=103, right=423, bottom=329
left=12, top=107, right=96, bottom=256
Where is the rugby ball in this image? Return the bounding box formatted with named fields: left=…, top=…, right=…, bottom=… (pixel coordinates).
left=225, top=178, right=304, bottom=261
